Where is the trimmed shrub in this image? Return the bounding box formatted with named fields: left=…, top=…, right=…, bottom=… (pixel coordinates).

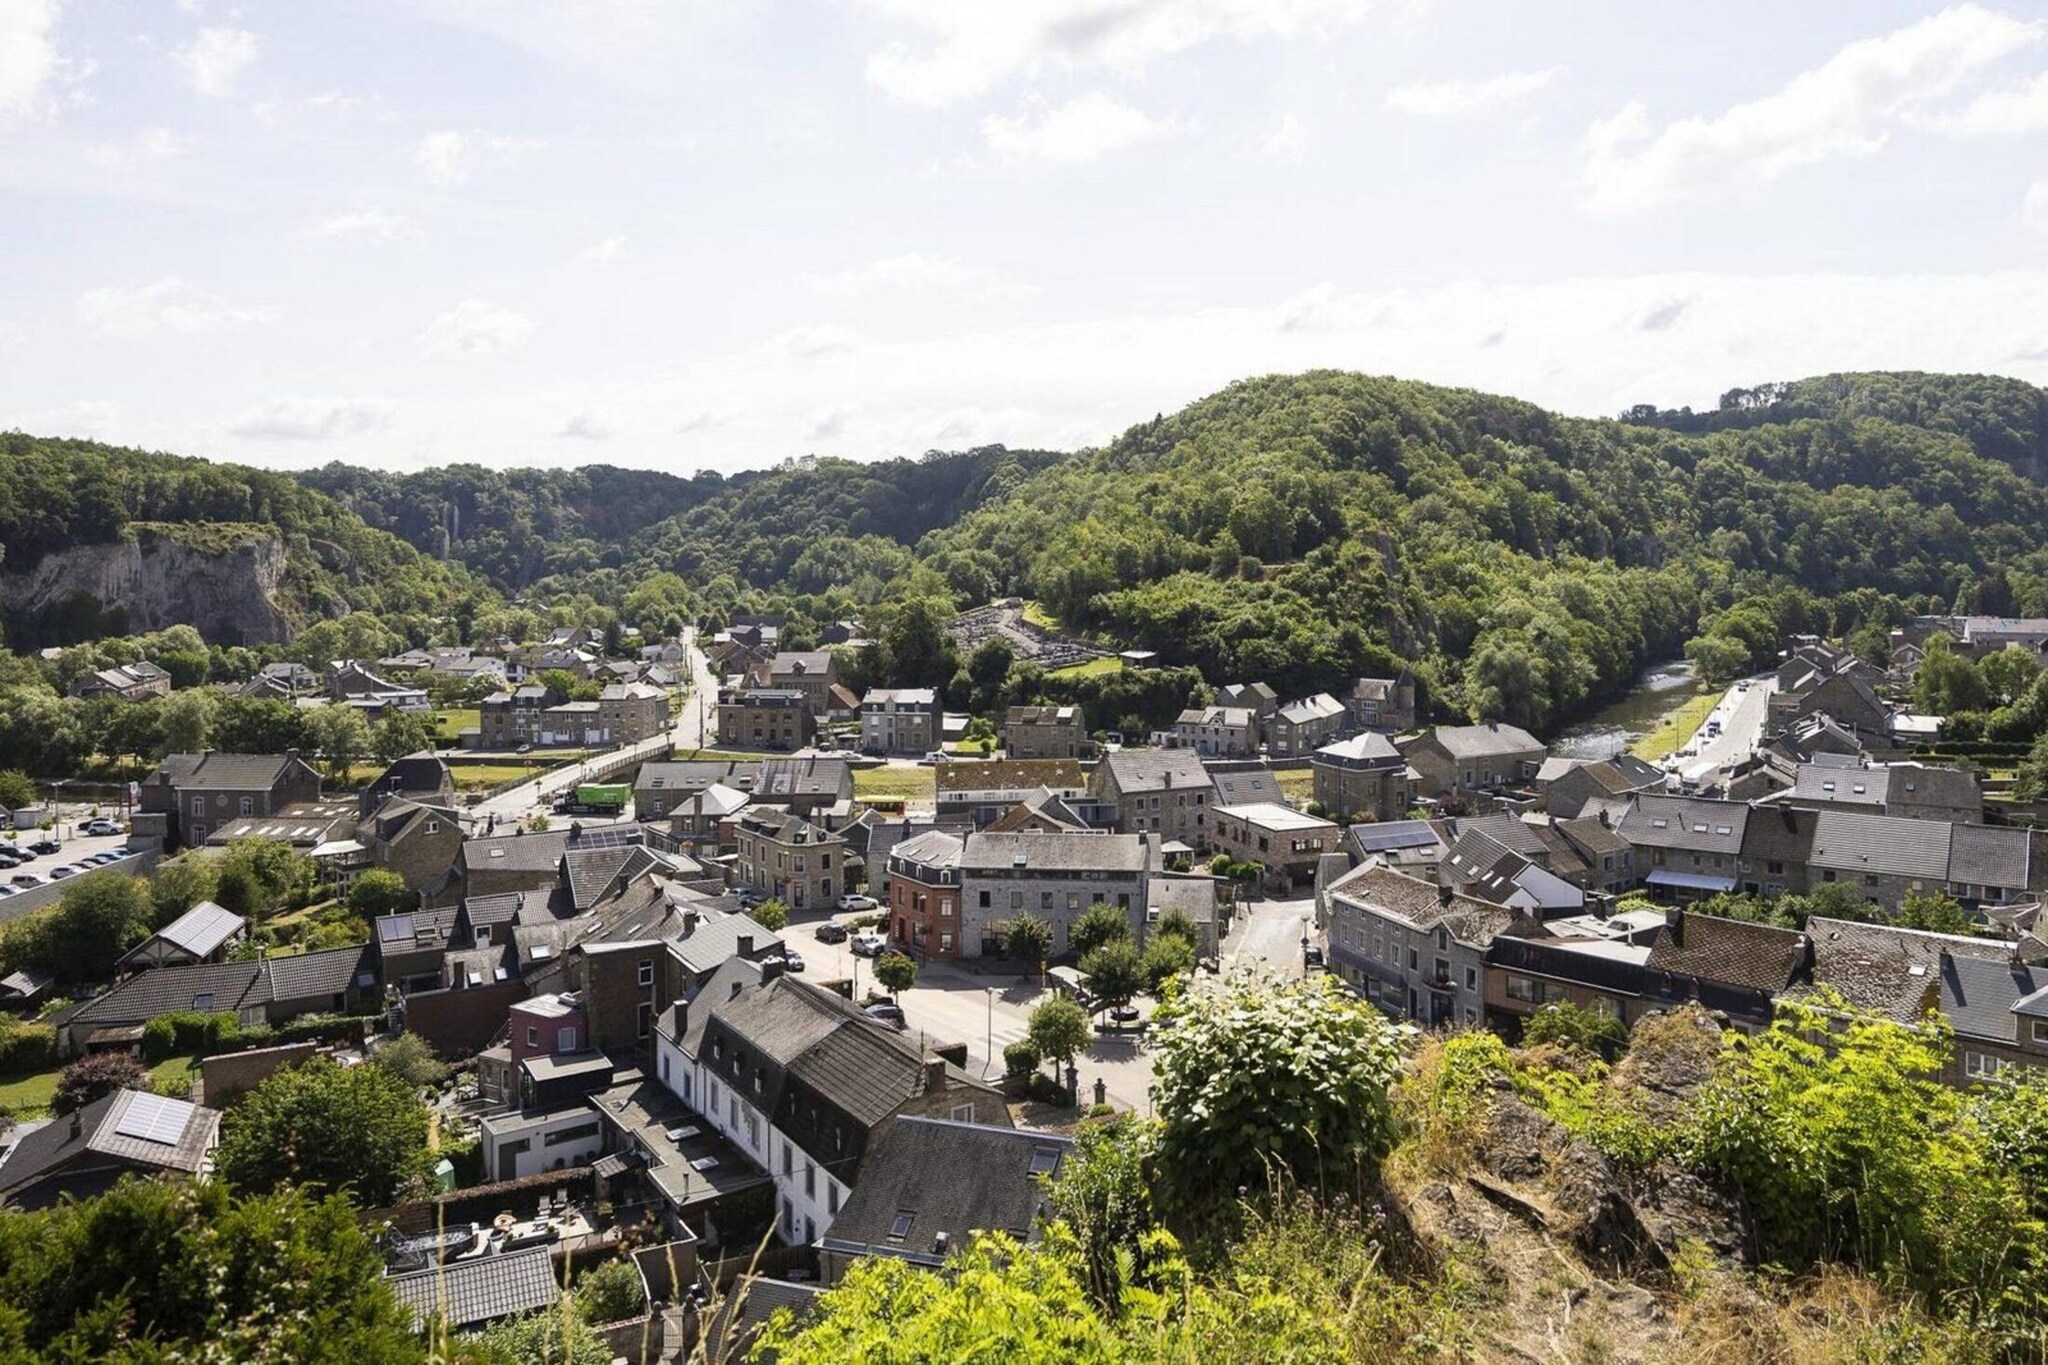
left=1004, top=1039, right=1042, bottom=1079
left=0, top=1020, right=56, bottom=1073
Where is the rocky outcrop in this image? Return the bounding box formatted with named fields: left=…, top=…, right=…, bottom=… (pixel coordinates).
left=0, top=525, right=292, bottom=643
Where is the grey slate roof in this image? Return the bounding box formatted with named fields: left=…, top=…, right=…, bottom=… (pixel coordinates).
left=386, top=1245, right=560, bottom=1331
left=1948, top=823, right=2032, bottom=890
left=1275, top=693, right=1344, bottom=726
left=1344, top=819, right=1445, bottom=855
left=1790, top=763, right=1886, bottom=807
left=1808, top=811, right=1952, bottom=881
left=891, top=829, right=964, bottom=870
left=1327, top=864, right=1514, bottom=944
left=1210, top=769, right=1284, bottom=806
left=1618, top=795, right=1749, bottom=857
left=70, top=943, right=371, bottom=1027
left=1095, top=749, right=1213, bottom=795
left=1802, top=916, right=2012, bottom=1023
left=148, top=752, right=313, bottom=792
left=462, top=829, right=573, bottom=875
left=1419, top=722, right=1543, bottom=759
left=1450, top=814, right=1551, bottom=859
left=821, top=1116, right=1069, bottom=1266
left=1939, top=953, right=2045, bottom=1044
left=1315, top=733, right=1403, bottom=766
left=0, top=1089, right=218, bottom=1205
left=959, top=832, right=1148, bottom=874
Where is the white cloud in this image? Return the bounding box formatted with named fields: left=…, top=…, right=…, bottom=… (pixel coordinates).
left=859, top=0, right=1374, bottom=107
left=579, top=235, right=627, bottom=263
left=415, top=128, right=536, bottom=185
left=226, top=397, right=393, bottom=440
left=1583, top=5, right=2043, bottom=212
left=77, top=277, right=278, bottom=337
left=805, top=253, right=1035, bottom=302
left=770, top=324, right=865, bottom=359
left=983, top=91, right=1175, bottom=162
left=1919, top=68, right=2048, bottom=132
left=308, top=209, right=423, bottom=244
left=1385, top=67, right=1560, bottom=117
left=86, top=126, right=189, bottom=170
left=174, top=26, right=259, bottom=98
left=2026, top=180, right=2048, bottom=225
left=0, top=0, right=62, bottom=118
left=555, top=409, right=612, bottom=440
left=1261, top=111, right=1306, bottom=162
left=420, top=299, right=534, bottom=358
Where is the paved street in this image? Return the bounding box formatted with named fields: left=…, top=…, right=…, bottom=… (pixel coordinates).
left=1223, top=893, right=1319, bottom=979
left=1674, top=672, right=1777, bottom=786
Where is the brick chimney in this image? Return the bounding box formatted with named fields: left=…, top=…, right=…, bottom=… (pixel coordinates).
left=681, top=909, right=700, bottom=938
left=1666, top=904, right=1685, bottom=946
left=737, top=934, right=754, bottom=957
left=923, top=1056, right=947, bottom=1094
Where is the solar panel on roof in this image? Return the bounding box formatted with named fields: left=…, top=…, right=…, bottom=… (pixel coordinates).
left=115, top=1092, right=195, bottom=1146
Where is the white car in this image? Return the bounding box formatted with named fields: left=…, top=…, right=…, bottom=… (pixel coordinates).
left=851, top=930, right=888, bottom=958
left=837, top=893, right=878, bottom=912
left=47, top=865, right=79, bottom=879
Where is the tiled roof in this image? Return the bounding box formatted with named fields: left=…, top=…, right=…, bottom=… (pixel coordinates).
left=1275, top=693, right=1345, bottom=726
left=462, top=829, right=572, bottom=875
left=1450, top=814, right=1551, bottom=858
left=822, top=1116, right=1063, bottom=1264
left=753, top=758, right=852, bottom=799
left=1802, top=916, right=2010, bottom=1023
left=1345, top=819, right=1445, bottom=855
left=1327, top=864, right=1512, bottom=944
left=1315, top=733, right=1403, bottom=766
left=1791, top=763, right=1885, bottom=807
left=891, top=830, right=963, bottom=870
left=1647, top=912, right=1808, bottom=994
left=1738, top=805, right=1818, bottom=866
left=1618, top=795, right=1748, bottom=856
left=1948, top=823, right=2031, bottom=890
left=936, top=759, right=1086, bottom=795
left=386, top=1246, right=560, bottom=1331
left=150, top=751, right=311, bottom=792
left=0, top=1089, right=218, bottom=1203
left=1210, top=769, right=1284, bottom=806
left=1939, top=953, right=2044, bottom=1044
left=562, top=845, right=640, bottom=911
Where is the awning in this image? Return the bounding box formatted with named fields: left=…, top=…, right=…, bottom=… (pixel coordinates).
left=1646, top=870, right=1737, bottom=893
left=592, top=1149, right=646, bottom=1179
left=311, top=839, right=367, bottom=859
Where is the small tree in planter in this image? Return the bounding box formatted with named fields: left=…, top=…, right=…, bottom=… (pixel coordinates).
left=1003, top=914, right=1053, bottom=967
left=1027, top=996, right=1089, bottom=1099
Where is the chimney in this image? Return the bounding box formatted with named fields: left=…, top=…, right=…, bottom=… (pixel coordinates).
left=682, top=910, right=700, bottom=938
left=1666, top=904, right=1685, bottom=945
left=1436, top=883, right=1453, bottom=908
left=737, top=934, right=755, bottom=957
left=285, top=747, right=299, bottom=759
left=1798, top=934, right=1815, bottom=979
left=70, top=1110, right=83, bottom=1139
left=1598, top=807, right=1611, bottom=828
left=923, top=1056, right=948, bottom=1094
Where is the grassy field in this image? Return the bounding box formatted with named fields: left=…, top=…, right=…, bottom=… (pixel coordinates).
left=1047, top=655, right=1124, bottom=680
left=1276, top=769, right=1315, bottom=803
left=151, top=1053, right=199, bottom=1095
left=433, top=707, right=481, bottom=741
left=450, top=764, right=547, bottom=792
left=0, top=1066, right=59, bottom=1116
left=1628, top=685, right=1719, bottom=761
left=853, top=766, right=936, bottom=805
left=1021, top=600, right=1062, bottom=631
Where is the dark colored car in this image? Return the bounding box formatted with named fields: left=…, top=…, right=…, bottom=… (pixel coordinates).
left=28, top=840, right=60, bottom=856
left=815, top=922, right=849, bottom=944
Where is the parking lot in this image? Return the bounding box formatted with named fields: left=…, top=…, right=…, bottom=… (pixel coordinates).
left=0, top=808, right=144, bottom=919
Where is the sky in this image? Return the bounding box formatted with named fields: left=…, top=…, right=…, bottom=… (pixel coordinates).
left=4, top=1, right=2048, bottom=474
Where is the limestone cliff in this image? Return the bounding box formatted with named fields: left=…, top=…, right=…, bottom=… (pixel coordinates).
left=0, top=523, right=293, bottom=644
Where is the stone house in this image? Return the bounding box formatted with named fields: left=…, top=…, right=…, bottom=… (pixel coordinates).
left=1343, top=673, right=1417, bottom=734
left=1209, top=802, right=1339, bottom=891
left=1539, top=754, right=1666, bottom=819
left=71, top=661, right=172, bottom=701
left=1267, top=693, right=1347, bottom=758
left=359, top=796, right=463, bottom=892
left=1311, top=733, right=1417, bottom=823
left=1089, top=750, right=1217, bottom=848
left=1172, top=706, right=1257, bottom=758
left=717, top=689, right=816, bottom=751
left=768, top=652, right=839, bottom=715
left=1614, top=794, right=1751, bottom=899
left=1323, top=864, right=1513, bottom=1028
left=1002, top=704, right=1088, bottom=760
left=935, top=759, right=1088, bottom=825
left=138, top=750, right=325, bottom=849
left=597, top=681, right=671, bottom=745
left=478, top=685, right=564, bottom=749
left=733, top=810, right=848, bottom=911
left=958, top=831, right=1152, bottom=957
left=859, top=689, right=942, bottom=755
left=1400, top=724, right=1546, bottom=799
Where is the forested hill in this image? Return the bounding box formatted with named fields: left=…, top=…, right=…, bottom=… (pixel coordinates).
left=298, top=446, right=1064, bottom=593
left=0, top=433, right=492, bottom=645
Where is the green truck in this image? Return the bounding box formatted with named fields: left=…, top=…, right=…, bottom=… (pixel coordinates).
left=570, top=783, right=631, bottom=814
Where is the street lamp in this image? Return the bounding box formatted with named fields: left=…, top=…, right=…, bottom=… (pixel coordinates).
left=984, top=986, right=996, bottom=1079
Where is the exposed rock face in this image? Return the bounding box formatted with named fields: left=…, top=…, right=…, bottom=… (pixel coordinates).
left=0, top=526, right=292, bottom=643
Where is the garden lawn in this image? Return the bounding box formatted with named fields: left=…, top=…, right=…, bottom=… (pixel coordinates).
left=0, top=1066, right=60, bottom=1117
left=433, top=708, right=481, bottom=742
left=1275, top=769, right=1315, bottom=803
left=150, top=1053, right=200, bottom=1095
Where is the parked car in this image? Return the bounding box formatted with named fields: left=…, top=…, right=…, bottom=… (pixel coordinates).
left=1302, top=945, right=1325, bottom=968
left=0, top=849, right=24, bottom=867
left=837, top=893, right=878, bottom=912
left=10, top=873, right=42, bottom=887
left=47, top=865, right=79, bottom=879
left=28, top=840, right=60, bottom=856
left=815, top=922, right=849, bottom=944
left=863, top=1002, right=906, bottom=1029
left=850, top=929, right=888, bottom=958
left=83, top=819, right=123, bottom=836
left=777, top=951, right=806, bottom=973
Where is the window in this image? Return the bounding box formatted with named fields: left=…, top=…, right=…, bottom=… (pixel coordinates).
left=783, top=1142, right=793, bottom=1176
left=1066, top=893, right=1080, bottom=911
left=2034, top=1020, right=2048, bottom=1046
left=828, top=1184, right=840, bottom=1215
left=526, top=1026, right=539, bottom=1047
left=804, top=1160, right=816, bottom=1198
left=638, top=958, right=655, bottom=987
left=638, top=1002, right=653, bottom=1038
left=941, top=898, right=953, bottom=918
left=1966, top=1051, right=2008, bottom=1079
left=1506, top=975, right=1538, bottom=1003
left=544, top=1121, right=600, bottom=1146
left=191, top=796, right=205, bottom=816
left=1041, top=892, right=1053, bottom=909
left=239, top=797, right=254, bottom=817
left=1465, top=967, right=1478, bottom=990
left=940, top=932, right=954, bottom=951
left=557, top=1026, right=577, bottom=1052
left=745, top=1112, right=760, bottom=1148
left=1010, top=891, right=1023, bottom=910
left=1406, top=947, right=1418, bottom=970
left=1435, top=928, right=1449, bottom=951
left=889, top=1212, right=915, bottom=1240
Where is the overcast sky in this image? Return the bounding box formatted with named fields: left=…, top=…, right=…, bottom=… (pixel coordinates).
left=5, top=1, right=2048, bottom=473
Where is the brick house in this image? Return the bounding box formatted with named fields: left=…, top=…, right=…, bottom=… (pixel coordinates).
left=886, top=830, right=965, bottom=958
left=1209, top=803, right=1339, bottom=890
left=733, top=810, right=848, bottom=910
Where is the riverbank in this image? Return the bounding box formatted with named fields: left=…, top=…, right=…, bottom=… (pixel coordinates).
left=1551, top=661, right=1715, bottom=762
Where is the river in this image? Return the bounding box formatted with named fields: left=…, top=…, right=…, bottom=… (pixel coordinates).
left=1550, top=660, right=1710, bottom=761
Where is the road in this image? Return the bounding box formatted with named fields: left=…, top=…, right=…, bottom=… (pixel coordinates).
left=1673, top=672, right=1777, bottom=786
left=1223, top=894, right=1319, bottom=979
left=463, top=628, right=716, bottom=832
